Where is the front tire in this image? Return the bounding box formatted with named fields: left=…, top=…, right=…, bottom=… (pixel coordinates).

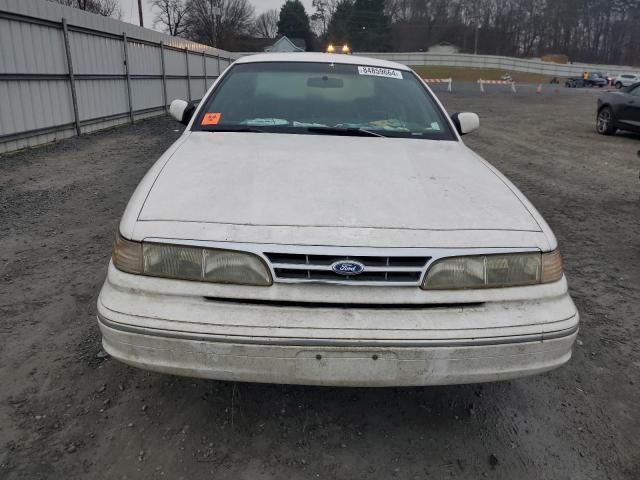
left=596, top=107, right=616, bottom=135
left=615, top=82, right=623, bottom=89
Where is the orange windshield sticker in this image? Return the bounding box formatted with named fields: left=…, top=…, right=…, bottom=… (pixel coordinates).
left=202, top=113, right=222, bottom=125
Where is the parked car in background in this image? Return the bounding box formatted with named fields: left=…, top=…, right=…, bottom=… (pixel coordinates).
left=97, top=53, right=579, bottom=387
left=566, top=73, right=608, bottom=88
left=597, top=82, right=640, bottom=135
left=565, top=77, right=584, bottom=88
left=589, top=72, right=610, bottom=87
left=613, top=74, right=640, bottom=89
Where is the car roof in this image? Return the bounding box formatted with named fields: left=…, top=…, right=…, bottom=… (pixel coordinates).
left=234, top=52, right=411, bottom=71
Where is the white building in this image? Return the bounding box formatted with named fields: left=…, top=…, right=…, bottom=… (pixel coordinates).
left=265, top=36, right=307, bottom=53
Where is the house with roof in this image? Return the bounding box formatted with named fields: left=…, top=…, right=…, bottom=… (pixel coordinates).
left=264, top=36, right=307, bottom=53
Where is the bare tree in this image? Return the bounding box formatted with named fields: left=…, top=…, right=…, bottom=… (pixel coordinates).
left=152, top=0, right=189, bottom=36
left=254, top=9, right=279, bottom=39
left=311, top=0, right=339, bottom=36
left=380, top=0, right=639, bottom=65
left=47, top=0, right=121, bottom=18
left=184, top=0, right=255, bottom=49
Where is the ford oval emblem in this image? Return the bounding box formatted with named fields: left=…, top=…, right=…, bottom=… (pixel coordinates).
left=331, top=260, right=365, bottom=276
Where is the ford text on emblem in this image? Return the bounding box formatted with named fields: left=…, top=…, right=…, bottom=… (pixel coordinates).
left=331, top=260, right=365, bottom=276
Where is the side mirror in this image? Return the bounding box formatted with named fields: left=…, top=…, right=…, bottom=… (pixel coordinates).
left=169, top=99, right=196, bottom=125
left=451, top=112, right=480, bottom=135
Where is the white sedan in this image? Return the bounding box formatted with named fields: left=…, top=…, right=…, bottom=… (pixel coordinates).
left=97, top=53, right=578, bottom=387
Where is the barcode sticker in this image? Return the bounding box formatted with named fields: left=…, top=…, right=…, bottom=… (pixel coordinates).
left=358, top=66, right=403, bottom=80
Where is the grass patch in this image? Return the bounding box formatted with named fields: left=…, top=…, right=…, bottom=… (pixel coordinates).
left=411, top=66, right=561, bottom=84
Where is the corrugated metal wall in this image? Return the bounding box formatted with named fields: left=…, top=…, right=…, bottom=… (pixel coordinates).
left=0, top=0, right=235, bottom=154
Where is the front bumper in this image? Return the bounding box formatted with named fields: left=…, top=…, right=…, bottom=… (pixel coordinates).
left=99, top=315, right=577, bottom=386
left=97, top=264, right=579, bottom=387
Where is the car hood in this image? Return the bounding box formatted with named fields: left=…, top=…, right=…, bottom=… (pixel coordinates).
left=138, top=132, right=541, bottom=234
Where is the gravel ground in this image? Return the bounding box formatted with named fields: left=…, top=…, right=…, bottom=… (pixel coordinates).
left=1, top=90, right=639, bottom=480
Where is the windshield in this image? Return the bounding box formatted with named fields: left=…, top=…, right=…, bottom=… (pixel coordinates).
left=193, top=62, right=456, bottom=140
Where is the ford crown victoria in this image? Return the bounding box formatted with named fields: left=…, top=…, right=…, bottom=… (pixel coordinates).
left=97, top=53, right=579, bottom=386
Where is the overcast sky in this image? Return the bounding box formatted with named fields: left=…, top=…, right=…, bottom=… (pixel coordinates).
left=119, top=0, right=315, bottom=31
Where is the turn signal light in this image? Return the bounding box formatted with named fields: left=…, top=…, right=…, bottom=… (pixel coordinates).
left=112, top=232, right=143, bottom=274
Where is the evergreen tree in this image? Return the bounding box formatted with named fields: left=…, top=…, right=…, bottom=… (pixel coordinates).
left=326, top=0, right=354, bottom=46
left=277, top=0, right=313, bottom=48
left=350, top=0, right=391, bottom=51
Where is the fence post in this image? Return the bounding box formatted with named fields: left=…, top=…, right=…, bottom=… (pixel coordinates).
left=185, top=48, right=191, bottom=102
left=61, top=18, right=81, bottom=136
left=216, top=54, right=221, bottom=79
left=122, top=33, right=134, bottom=124
left=160, top=41, right=167, bottom=112
left=202, top=51, right=207, bottom=97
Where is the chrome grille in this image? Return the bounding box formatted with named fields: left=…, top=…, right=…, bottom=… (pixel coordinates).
left=264, top=253, right=430, bottom=285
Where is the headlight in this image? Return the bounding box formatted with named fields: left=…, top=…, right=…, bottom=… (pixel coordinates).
left=112, top=232, right=272, bottom=286
left=421, top=250, right=563, bottom=290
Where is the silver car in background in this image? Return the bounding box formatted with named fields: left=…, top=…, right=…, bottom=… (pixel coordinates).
left=613, top=73, right=640, bottom=89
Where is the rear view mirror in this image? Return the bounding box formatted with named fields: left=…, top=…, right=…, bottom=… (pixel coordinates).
left=169, top=99, right=196, bottom=125
left=307, top=76, right=344, bottom=88
left=451, top=112, right=480, bottom=135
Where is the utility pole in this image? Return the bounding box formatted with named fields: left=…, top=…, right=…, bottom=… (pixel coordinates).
left=138, top=0, right=144, bottom=27
left=474, top=25, right=480, bottom=55
left=209, top=0, right=221, bottom=47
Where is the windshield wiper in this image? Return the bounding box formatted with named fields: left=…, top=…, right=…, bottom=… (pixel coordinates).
left=201, top=126, right=265, bottom=133
left=306, top=126, right=386, bottom=138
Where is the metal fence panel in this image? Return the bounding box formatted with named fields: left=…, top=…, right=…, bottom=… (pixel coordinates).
left=205, top=57, right=219, bottom=77
left=75, top=79, right=128, bottom=121
left=0, top=0, right=235, bottom=154
left=187, top=52, right=203, bottom=76
left=128, top=42, right=162, bottom=76
left=0, top=18, right=68, bottom=74
left=165, top=79, right=189, bottom=105
left=70, top=31, right=123, bottom=75
left=131, top=79, right=164, bottom=110
left=357, top=52, right=638, bottom=77
left=232, top=51, right=637, bottom=77
left=164, top=49, right=187, bottom=76
left=189, top=80, right=204, bottom=101
left=0, top=78, right=74, bottom=135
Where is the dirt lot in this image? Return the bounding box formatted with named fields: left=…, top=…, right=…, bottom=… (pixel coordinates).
left=1, top=90, right=639, bottom=480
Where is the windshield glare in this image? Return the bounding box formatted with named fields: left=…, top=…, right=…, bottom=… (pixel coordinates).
left=194, top=62, right=456, bottom=140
